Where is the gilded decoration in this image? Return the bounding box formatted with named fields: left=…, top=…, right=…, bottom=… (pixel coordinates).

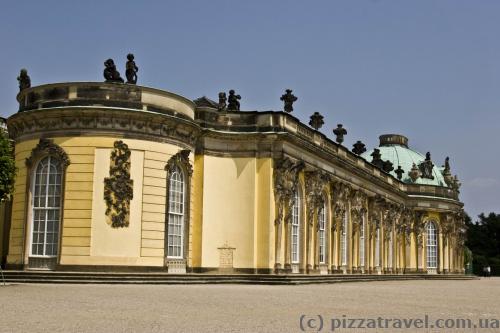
left=273, top=157, right=305, bottom=225
left=305, top=170, right=329, bottom=226
left=104, top=140, right=133, bottom=228
left=25, top=138, right=70, bottom=168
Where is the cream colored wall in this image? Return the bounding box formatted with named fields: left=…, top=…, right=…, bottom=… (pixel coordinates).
left=60, top=137, right=191, bottom=266
left=7, top=139, right=38, bottom=264
left=255, top=158, right=274, bottom=270
left=85, top=149, right=144, bottom=264
left=191, top=154, right=204, bottom=268
left=8, top=136, right=192, bottom=267
left=201, top=156, right=258, bottom=269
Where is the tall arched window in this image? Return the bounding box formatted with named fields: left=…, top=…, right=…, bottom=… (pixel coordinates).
left=426, top=221, right=438, bottom=269
left=341, top=213, right=348, bottom=266
left=31, top=156, right=62, bottom=257
left=359, top=215, right=365, bottom=267
left=167, top=165, right=185, bottom=258
left=318, top=201, right=326, bottom=264
left=291, top=189, right=301, bottom=264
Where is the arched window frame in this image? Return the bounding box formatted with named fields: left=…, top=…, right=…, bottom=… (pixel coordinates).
left=291, top=187, right=302, bottom=264
left=164, top=150, right=193, bottom=263
left=359, top=214, right=365, bottom=268
left=341, top=212, right=348, bottom=266
left=426, top=220, right=438, bottom=269
left=375, top=227, right=380, bottom=267
left=25, top=139, right=70, bottom=269
left=318, top=198, right=327, bottom=264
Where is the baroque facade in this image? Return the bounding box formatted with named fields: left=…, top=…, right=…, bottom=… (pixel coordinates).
left=3, top=81, right=466, bottom=274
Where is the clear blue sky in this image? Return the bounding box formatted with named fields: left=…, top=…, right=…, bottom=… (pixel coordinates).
left=1, top=0, right=499, bottom=220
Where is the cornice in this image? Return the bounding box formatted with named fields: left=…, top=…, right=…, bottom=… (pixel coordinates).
left=7, top=107, right=200, bottom=147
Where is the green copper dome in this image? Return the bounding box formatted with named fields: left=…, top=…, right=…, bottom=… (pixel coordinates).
left=360, top=134, right=448, bottom=187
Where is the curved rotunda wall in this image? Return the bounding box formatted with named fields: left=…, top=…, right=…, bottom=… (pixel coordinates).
left=6, top=136, right=195, bottom=267
left=16, top=82, right=196, bottom=120
left=7, top=82, right=199, bottom=268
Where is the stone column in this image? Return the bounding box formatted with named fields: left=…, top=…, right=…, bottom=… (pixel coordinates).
left=439, top=233, right=444, bottom=273
left=347, top=209, right=352, bottom=274
left=283, top=215, right=292, bottom=272
left=274, top=209, right=283, bottom=272
left=306, top=219, right=312, bottom=273
left=409, top=231, right=417, bottom=273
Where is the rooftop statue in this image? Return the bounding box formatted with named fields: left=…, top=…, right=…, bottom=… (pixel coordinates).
left=383, top=160, right=394, bottom=173
left=352, top=140, right=366, bottom=155
left=125, top=53, right=139, bottom=84
left=442, top=156, right=453, bottom=186
left=280, top=89, right=297, bottom=113
left=395, top=165, right=405, bottom=180
left=333, top=124, right=347, bottom=144
left=371, top=148, right=384, bottom=169
left=309, top=112, right=324, bottom=130
left=104, top=59, right=124, bottom=83
left=444, top=156, right=450, bottom=172
left=409, top=163, right=421, bottom=182
left=418, top=152, right=435, bottom=180
left=227, top=90, right=241, bottom=111
left=218, top=92, right=227, bottom=111
left=17, top=69, right=31, bottom=91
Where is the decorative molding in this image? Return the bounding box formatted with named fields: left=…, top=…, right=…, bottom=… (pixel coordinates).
left=9, top=108, right=200, bottom=147
left=368, top=195, right=385, bottom=239
left=332, top=181, right=351, bottom=223
left=382, top=202, right=401, bottom=238
left=164, top=149, right=193, bottom=263
left=396, top=206, right=413, bottom=244
left=305, top=170, right=329, bottom=226
left=455, top=209, right=467, bottom=247
left=25, top=138, right=70, bottom=168
left=273, top=157, right=305, bottom=225
left=165, top=149, right=193, bottom=177
left=350, top=190, right=367, bottom=232
left=413, top=211, right=428, bottom=248
left=104, top=140, right=133, bottom=228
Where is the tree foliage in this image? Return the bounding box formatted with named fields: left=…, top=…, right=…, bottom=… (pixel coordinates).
left=0, top=129, right=16, bottom=201
left=465, top=212, right=500, bottom=275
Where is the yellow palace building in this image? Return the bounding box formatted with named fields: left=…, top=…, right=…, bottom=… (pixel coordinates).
left=2, top=78, right=466, bottom=275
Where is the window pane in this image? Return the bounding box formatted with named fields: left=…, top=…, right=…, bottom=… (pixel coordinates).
left=167, top=166, right=185, bottom=259
left=31, top=156, right=62, bottom=257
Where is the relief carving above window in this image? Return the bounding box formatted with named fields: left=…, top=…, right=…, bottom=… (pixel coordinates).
left=25, top=138, right=70, bottom=168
